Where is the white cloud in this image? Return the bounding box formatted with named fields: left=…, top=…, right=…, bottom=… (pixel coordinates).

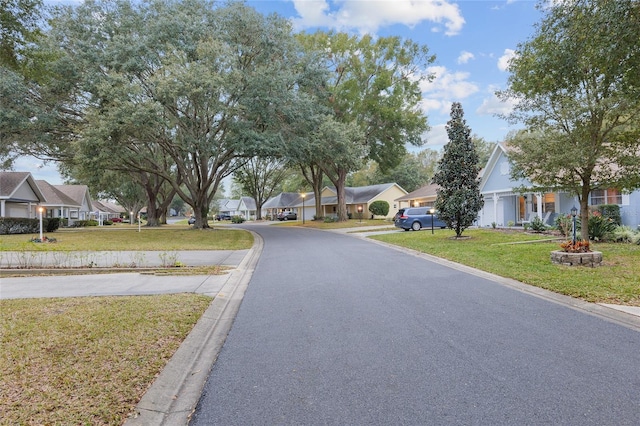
left=497, top=48, right=516, bottom=71
left=291, top=0, right=465, bottom=36
left=423, top=124, right=448, bottom=148
left=419, top=65, right=479, bottom=114
left=457, top=51, right=474, bottom=64
left=476, top=92, right=516, bottom=116
left=12, top=156, right=64, bottom=184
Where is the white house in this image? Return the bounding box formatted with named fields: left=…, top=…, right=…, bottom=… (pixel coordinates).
left=0, top=172, right=46, bottom=218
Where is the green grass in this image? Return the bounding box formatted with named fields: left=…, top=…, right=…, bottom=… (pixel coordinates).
left=0, top=225, right=253, bottom=251
left=0, top=294, right=212, bottom=425
left=371, top=228, right=640, bottom=306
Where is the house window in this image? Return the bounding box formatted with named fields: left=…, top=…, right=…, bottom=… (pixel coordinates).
left=543, top=193, right=555, bottom=213
left=590, top=189, right=622, bottom=205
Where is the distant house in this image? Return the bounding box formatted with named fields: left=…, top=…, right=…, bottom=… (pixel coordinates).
left=0, top=172, right=46, bottom=218
left=1, top=171, right=98, bottom=225
left=477, top=143, right=640, bottom=228
left=214, top=197, right=258, bottom=220
left=264, top=183, right=408, bottom=220
left=262, top=192, right=305, bottom=220
left=394, top=183, right=439, bottom=210
left=92, top=200, right=126, bottom=222
left=36, top=180, right=93, bottom=224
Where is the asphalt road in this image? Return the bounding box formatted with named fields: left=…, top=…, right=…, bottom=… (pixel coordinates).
left=190, top=225, right=640, bottom=425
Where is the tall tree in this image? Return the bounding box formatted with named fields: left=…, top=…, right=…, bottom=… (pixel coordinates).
left=311, top=116, right=366, bottom=221
left=498, top=0, right=640, bottom=241
left=433, top=103, right=483, bottom=238
left=48, top=0, right=316, bottom=228
left=297, top=31, right=435, bottom=221
left=233, top=157, right=289, bottom=220
left=0, top=0, right=43, bottom=71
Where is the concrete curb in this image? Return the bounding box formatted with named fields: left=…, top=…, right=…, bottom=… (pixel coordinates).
left=123, top=231, right=264, bottom=426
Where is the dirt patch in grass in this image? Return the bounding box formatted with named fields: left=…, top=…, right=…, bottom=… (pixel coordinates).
left=0, top=294, right=212, bottom=425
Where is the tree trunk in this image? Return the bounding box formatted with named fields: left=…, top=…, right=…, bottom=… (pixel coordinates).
left=580, top=192, right=590, bottom=242
left=335, top=169, right=348, bottom=222
left=300, top=164, right=324, bottom=220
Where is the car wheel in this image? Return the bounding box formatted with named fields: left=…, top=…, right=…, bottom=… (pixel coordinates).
left=284, top=217, right=288, bottom=221
left=411, top=221, right=421, bottom=231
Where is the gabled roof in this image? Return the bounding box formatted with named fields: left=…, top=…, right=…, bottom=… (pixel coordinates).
left=240, top=196, right=256, bottom=211
left=53, top=184, right=91, bottom=206
left=224, top=199, right=241, bottom=211
left=0, top=171, right=46, bottom=202
left=263, top=192, right=304, bottom=209
left=93, top=200, right=126, bottom=214
left=36, top=180, right=79, bottom=207
left=395, top=183, right=439, bottom=202
left=265, top=183, right=404, bottom=208
left=347, top=182, right=402, bottom=204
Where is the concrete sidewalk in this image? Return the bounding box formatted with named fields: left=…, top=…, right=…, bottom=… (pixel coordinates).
left=0, top=242, right=262, bottom=425
left=0, top=249, right=248, bottom=269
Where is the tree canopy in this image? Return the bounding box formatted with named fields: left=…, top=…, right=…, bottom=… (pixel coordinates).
left=296, top=31, right=435, bottom=220
left=499, top=0, right=640, bottom=240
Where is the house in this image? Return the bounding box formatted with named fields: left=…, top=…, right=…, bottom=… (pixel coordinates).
left=394, top=183, right=439, bottom=210
left=1, top=171, right=97, bottom=225
left=0, top=172, right=46, bottom=218
left=214, top=197, right=258, bottom=220
left=262, top=192, right=304, bottom=220
left=264, top=183, right=408, bottom=220
left=92, top=200, right=126, bottom=222
left=36, top=180, right=93, bottom=225
left=477, top=143, right=640, bottom=228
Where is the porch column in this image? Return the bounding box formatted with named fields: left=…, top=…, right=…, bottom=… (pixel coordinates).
left=492, top=193, right=499, bottom=225
left=536, top=193, right=543, bottom=218
left=1, top=200, right=5, bottom=217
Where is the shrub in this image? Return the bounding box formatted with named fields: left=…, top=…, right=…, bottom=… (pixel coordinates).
left=588, top=211, right=616, bottom=241
left=323, top=216, right=336, bottom=223
left=231, top=215, right=245, bottom=223
left=0, top=218, right=39, bottom=235
left=559, top=239, right=590, bottom=253
left=368, top=200, right=389, bottom=217
left=612, top=225, right=638, bottom=243
left=530, top=215, right=547, bottom=232
left=555, top=214, right=574, bottom=237
left=44, top=218, right=61, bottom=232
left=73, top=220, right=99, bottom=227
left=599, top=204, right=622, bottom=226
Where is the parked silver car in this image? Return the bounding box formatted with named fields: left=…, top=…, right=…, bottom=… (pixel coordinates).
left=277, top=211, right=297, bottom=221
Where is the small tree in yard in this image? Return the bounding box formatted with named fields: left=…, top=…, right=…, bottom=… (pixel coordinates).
left=368, top=200, right=389, bottom=217
left=433, top=102, right=484, bottom=238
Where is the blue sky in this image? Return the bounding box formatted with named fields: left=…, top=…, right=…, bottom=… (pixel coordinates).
left=25, top=0, right=544, bottom=183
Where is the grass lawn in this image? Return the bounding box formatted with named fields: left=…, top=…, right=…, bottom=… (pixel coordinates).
left=2, top=221, right=638, bottom=424
left=0, top=294, right=212, bottom=425
left=371, top=228, right=640, bottom=306
left=0, top=224, right=253, bottom=251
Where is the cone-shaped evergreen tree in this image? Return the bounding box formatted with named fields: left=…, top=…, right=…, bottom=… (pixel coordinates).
left=432, top=102, right=484, bottom=237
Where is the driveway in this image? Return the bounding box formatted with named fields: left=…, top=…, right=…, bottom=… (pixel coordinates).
left=190, top=224, right=640, bottom=425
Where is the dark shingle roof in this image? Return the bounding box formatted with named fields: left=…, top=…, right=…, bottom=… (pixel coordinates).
left=36, top=180, right=79, bottom=206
